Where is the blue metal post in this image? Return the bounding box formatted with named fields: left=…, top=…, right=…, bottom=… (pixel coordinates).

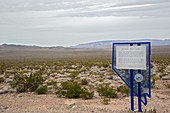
left=130, top=43, right=134, bottom=111
left=130, top=69, right=134, bottom=111
left=138, top=82, right=142, bottom=112
left=138, top=70, right=142, bottom=112
left=137, top=43, right=142, bottom=112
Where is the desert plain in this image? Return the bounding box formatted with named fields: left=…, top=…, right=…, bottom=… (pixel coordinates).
left=0, top=45, right=170, bottom=113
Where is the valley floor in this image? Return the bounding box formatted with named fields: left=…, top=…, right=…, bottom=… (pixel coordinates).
left=0, top=88, right=170, bottom=113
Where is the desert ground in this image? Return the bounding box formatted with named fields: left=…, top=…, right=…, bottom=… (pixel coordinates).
left=0, top=46, right=170, bottom=113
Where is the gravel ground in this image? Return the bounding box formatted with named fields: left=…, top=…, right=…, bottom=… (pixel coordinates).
left=0, top=89, right=170, bottom=113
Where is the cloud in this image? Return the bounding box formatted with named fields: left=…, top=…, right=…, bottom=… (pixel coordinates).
left=0, top=0, right=170, bottom=46
left=0, top=0, right=170, bottom=17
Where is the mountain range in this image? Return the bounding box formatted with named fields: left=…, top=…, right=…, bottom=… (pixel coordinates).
left=0, top=39, right=170, bottom=49
left=72, top=39, right=170, bottom=48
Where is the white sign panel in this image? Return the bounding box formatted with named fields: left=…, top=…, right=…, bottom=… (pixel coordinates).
left=116, top=46, right=146, bottom=70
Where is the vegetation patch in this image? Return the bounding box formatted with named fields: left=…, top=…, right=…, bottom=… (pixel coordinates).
left=81, top=78, right=88, bottom=85
left=36, top=85, right=48, bottom=94
left=10, top=72, right=44, bottom=93
left=56, top=80, right=93, bottom=99
left=97, top=84, right=117, bottom=98
left=116, top=85, right=130, bottom=95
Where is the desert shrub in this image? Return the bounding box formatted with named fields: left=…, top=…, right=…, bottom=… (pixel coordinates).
left=10, top=75, right=28, bottom=92
left=0, top=76, right=4, bottom=83
left=0, top=64, right=7, bottom=74
left=164, top=82, right=170, bottom=89
left=10, top=72, right=44, bottom=93
left=56, top=80, right=93, bottom=99
left=26, top=72, right=44, bottom=92
left=81, top=78, right=88, bottom=85
left=151, top=74, right=157, bottom=88
left=116, top=85, right=130, bottom=95
left=80, top=88, right=94, bottom=100
left=69, top=71, right=80, bottom=79
left=97, top=84, right=117, bottom=98
left=144, top=107, right=157, bottom=113
left=102, top=62, right=110, bottom=68
left=36, top=85, right=48, bottom=94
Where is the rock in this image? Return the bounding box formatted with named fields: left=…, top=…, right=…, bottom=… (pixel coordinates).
left=109, top=84, right=116, bottom=88
left=105, top=76, right=113, bottom=79
left=78, top=74, right=86, bottom=78
left=0, top=86, right=10, bottom=94
left=93, top=91, right=99, bottom=98
left=117, top=92, right=123, bottom=98
left=49, top=77, right=54, bottom=81
left=8, top=88, right=17, bottom=93
left=68, top=103, right=76, bottom=109
left=50, top=73, right=58, bottom=77
left=162, top=76, right=170, bottom=80
left=44, top=79, right=50, bottom=84
left=5, top=78, right=13, bottom=83
left=0, top=105, right=8, bottom=112
left=42, top=74, right=48, bottom=78
left=47, top=89, right=55, bottom=94
left=91, top=75, right=101, bottom=78
left=47, top=85, right=53, bottom=90
left=57, top=78, right=71, bottom=83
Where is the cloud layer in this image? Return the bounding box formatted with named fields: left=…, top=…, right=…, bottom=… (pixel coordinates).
left=0, top=0, right=170, bottom=46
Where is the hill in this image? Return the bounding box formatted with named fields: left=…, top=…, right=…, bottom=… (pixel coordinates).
left=73, top=39, right=170, bottom=48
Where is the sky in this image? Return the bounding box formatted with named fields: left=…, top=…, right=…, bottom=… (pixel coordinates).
left=0, top=0, right=170, bottom=47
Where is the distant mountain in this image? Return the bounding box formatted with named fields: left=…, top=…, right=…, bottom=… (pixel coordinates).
left=0, top=44, right=67, bottom=50
left=0, top=44, right=41, bottom=49
left=0, top=39, right=170, bottom=49
left=72, top=39, right=170, bottom=48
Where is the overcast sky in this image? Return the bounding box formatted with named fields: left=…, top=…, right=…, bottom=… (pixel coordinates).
left=0, top=0, right=170, bottom=46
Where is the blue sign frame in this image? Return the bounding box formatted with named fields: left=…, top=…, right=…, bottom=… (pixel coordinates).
left=112, top=42, right=151, bottom=112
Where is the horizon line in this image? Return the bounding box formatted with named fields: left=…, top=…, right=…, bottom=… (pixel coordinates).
left=0, top=38, right=169, bottom=47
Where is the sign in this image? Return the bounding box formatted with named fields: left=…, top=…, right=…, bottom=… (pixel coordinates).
left=116, top=46, right=146, bottom=70
left=112, top=42, right=151, bottom=112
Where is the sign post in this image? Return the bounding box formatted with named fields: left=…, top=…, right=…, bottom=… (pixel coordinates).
left=112, top=42, right=151, bottom=112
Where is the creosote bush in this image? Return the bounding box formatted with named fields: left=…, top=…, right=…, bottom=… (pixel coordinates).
left=143, top=107, right=157, bottom=113
left=116, top=85, right=130, bottom=95
left=0, top=76, right=4, bottom=83
left=10, top=72, right=44, bottom=93
left=151, top=74, right=157, bottom=88
left=36, top=85, right=48, bottom=94
left=97, top=84, right=117, bottom=98
left=56, top=80, right=94, bottom=99
left=81, top=78, right=88, bottom=85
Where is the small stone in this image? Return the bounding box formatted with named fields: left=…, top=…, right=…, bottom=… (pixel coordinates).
left=47, top=85, right=53, bottom=89
left=0, top=86, right=9, bottom=94
left=8, top=88, right=17, bottom=93
left=105, top=76, right=113, bottom=79
left=42, top=74, right=48, bottom=78
left=50, top=73, right=58, bottom=77
left=5, top=78, right=13, bottom=83
left=162, top=76, right=170, bottom=80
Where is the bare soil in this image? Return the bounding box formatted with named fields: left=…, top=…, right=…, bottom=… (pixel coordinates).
left=0, top=89, right=170, bottom=113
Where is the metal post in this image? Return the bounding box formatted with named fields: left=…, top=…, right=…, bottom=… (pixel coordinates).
left=130, top=43, right=134, bottom=111
left=137, top=44, right=142, bottom=112
left=138, top=82, right=142, bottom=112
left=130, top=69, right=134, bottom=111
